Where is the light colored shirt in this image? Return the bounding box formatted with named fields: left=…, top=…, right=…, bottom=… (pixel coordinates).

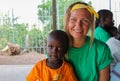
left=106, top=37, right=120, bottom=70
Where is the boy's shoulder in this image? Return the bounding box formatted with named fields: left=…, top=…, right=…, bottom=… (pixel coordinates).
left=63, top=60, right=73, bottom=68
left=35, top=59, right=46, bottom=66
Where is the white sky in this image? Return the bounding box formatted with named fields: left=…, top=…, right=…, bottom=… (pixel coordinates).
left=0, top=0, right=120, bottom=27
left=0, top=0, right=41, bottom=25
left=0, top=0, right=110, bottom=25
left=84, top=0, right=120, bottom=27
left=84, top=0, right=110, bottom=11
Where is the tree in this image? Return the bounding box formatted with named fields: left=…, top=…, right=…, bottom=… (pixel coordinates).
left=38, top=0, right=84, bottom=29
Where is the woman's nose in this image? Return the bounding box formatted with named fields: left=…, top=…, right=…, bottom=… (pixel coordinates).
left=75, top=21, right=82, bottom=28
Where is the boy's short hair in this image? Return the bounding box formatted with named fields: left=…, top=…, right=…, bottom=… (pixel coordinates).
left=47, top=30, right=69, bottom=53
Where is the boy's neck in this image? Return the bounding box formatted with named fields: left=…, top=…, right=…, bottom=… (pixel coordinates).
left=46, top=59, right=63, bottom=69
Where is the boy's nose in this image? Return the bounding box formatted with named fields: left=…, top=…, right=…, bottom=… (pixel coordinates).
left=52, top=47, right=57, bottom=52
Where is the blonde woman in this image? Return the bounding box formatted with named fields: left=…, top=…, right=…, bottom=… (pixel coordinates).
left=64, top=1, right=113, bottom=81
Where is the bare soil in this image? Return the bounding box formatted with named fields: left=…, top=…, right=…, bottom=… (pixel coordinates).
left=0, top=52, right=46, bottom=65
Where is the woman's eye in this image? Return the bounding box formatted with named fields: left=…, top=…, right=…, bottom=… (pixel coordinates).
left=70, top=18, right=76, bottom=23
left=81, top=19, right=90, bottom=24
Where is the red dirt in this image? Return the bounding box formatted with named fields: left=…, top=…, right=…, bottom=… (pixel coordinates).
left=0, top=52, right=46, bottom=65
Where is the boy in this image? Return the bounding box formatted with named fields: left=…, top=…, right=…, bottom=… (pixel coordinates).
left=26, top=30, right=77, bottom=81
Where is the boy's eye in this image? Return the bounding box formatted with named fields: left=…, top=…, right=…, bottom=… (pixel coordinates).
left=48, top=45, right=53, bottom=49
left=57, top=47, right=61, bottom=51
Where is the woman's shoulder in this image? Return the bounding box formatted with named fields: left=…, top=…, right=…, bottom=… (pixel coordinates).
left=86, top=36, right=110, bottom=53
left=92, top=38, right=109, bottom=48
left=87, top=36, right=106, bottom=45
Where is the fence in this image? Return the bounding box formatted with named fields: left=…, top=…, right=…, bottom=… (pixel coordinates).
left=0, top=18, right=52, bottom=54
left=0, top=3, right=65, bottom=54
left=0, top=0, right=120, bottom=54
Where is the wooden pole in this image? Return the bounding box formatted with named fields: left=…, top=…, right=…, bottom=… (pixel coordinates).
left=52, top=0, right=56, bottom=30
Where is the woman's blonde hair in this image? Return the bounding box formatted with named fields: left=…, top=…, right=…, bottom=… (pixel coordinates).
left=63, top=2, right=97, bottom=46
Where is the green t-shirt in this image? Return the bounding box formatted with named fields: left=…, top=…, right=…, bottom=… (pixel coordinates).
left=67, top=36, right=113, bottom=81
left=94, top=26, right=111, bottom=42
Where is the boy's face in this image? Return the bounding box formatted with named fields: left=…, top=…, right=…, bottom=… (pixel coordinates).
left=47, top=37, right=64, bottom=62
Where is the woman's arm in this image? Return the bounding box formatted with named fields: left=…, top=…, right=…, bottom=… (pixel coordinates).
left=99, top=65, right=110, bottom=81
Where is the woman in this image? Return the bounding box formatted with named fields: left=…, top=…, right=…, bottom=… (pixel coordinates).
left=94, top=9, right=114, bottom=42
left=64, top=1, right=113, bottom=81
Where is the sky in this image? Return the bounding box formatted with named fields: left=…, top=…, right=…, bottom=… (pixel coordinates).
left=84, top=0, right=120, bottom=27
left=0, top=0, right=120, bottom=27
left=84, top=0, right=110, bottom=11
left=0, top=0, right=111, bottom=25
left=0, top=0, right=41, bottom=25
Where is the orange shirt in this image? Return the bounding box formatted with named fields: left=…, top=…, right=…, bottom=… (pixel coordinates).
left=26, top=59, right=77, bottom=81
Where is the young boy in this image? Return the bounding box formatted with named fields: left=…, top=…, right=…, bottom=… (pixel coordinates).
left=26, top=30, right=77, bottom=81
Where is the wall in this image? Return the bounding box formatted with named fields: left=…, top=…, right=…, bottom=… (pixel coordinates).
left=84, top=0, right=120, bottom=27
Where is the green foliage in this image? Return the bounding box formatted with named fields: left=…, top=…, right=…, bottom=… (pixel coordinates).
left=37, top=0, right=83, bottom=30
left=28, top=28, right=42, bottom=46
left=13, top=24, right=28, bottom=47
left=0, top=12, right=48, bottom=52
left=37, top=0, right=52, bottom=24
left=28, top=28, right=47, bottom=53
left=0, top=25, right=10, bottom=48
left=0, top=23, right=28, bottom=48
left=0, top=0, right=92, bottom=53
left=88, top=1, right=92, bottom=5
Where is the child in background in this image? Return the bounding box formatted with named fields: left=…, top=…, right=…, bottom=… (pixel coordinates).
left=94, top=9, right=114, bottom=42
left=26, top=30, right=77, bottom=81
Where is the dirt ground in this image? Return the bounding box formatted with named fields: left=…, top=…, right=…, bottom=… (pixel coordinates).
left=0, top=52, right=46, bottom=65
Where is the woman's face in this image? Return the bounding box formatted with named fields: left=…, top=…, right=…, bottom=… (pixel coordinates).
left=68, top=8, right=91, bottom=40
